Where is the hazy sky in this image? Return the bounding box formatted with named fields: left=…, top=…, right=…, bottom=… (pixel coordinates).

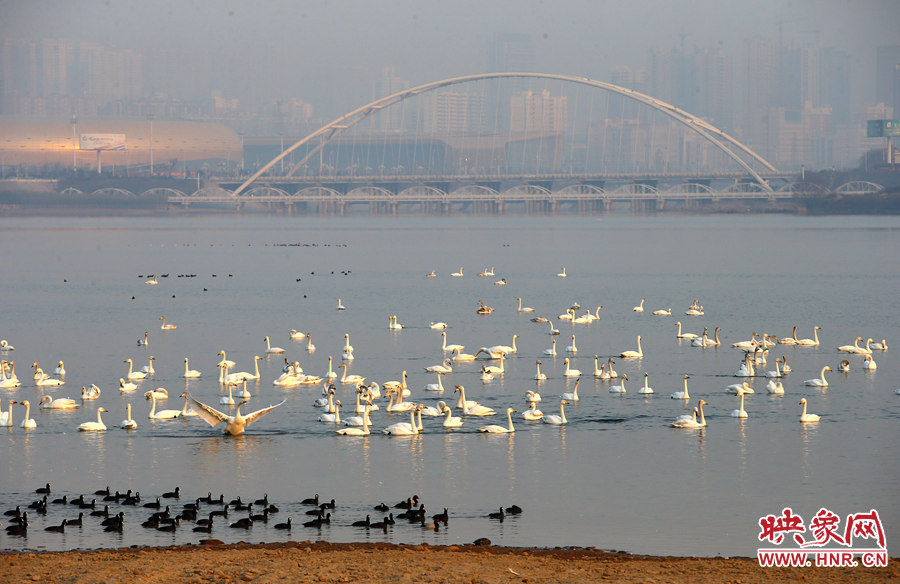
left=2, top=0, right=897, bottom=117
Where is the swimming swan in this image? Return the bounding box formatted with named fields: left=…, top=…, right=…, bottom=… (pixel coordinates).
left=18, top=400, right=36, bottom=428
left=78, top=408, right=108, bottom=431
left=39, top=395, right=78, bottom=409
left=441, top=332, right=465, bottom=353
left=799, top=398, right=820, bottom=423
left=542, top=401, right=568, bottom=425
left=563, top=358, right=581, bottom=377
left=803, top=366, right=831, bottom=387
left=517, top=297, right=535, bottom=313
left=670, top=375, right=691, bottom=399
left=522, top=402, right=543, bottom=420
left=562, top=378, right=580, bottom=401
left=124, top=358, right=146, bottom=380
left=479, top=408, right=516, bottom=432
left=182, top=358, right=202, bottom=378
left=730, top=390, right=749, bottom=418
left=182, top=392, right=286, bottom=435
left=639, top=373, right=654, bottom=394
left=339, top=363, right=366, bottom=384
left=159, top=316, right=177, bottom=330
left=672, top=400, right=707, bottom=428
left=148, top=394, right=182, bottom=419
left=120, top=403, right=138, bottom=429
left=675, top=321, right=699, bottom=339
left=264, top=335, right=285, bottom=354
left=609, top=375, right=627, bottom=393
left=795, top=326, right=821, bottom=346
left=633, top=298, right=645, bottom=312
left=620, top=335, right=643, bottom=358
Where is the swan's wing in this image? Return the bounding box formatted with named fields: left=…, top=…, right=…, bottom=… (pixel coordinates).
left=243, top=400, right=287, bottom=427
left=184, top=395, right=228, bottom=427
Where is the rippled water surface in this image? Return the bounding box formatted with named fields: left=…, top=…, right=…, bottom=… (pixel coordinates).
left=1, top=213, right=898, bottom=556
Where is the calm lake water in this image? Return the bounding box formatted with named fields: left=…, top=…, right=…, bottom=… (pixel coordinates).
left=0, top=213, right=897, bottom=556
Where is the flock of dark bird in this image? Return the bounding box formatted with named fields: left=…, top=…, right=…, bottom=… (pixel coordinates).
left=3, top=483, right=521, bottom=541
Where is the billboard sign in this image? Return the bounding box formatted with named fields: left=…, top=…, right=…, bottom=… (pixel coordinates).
left=867, top=120, right=900, bottom=138
left=79, top=133, right=126, bottom=150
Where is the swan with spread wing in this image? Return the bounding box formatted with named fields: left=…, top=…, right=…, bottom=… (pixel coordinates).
left=180, top=392, right=286, bottom=436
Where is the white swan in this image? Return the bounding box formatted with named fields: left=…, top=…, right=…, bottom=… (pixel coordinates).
left=836, top=337, right=864, bottom=353
left=620, top=335, right=643, bottom=358
left=182, top=357, right=202, bottom=379
left=563, top=358, right=581, bottom=377
left=779, top=326, right=799, bottom=345
left=672, top=400, right=707, bottom=428
left=606, top=358, right=618, bottom=379
left=517, top=297, right=535, bottom=313
left=870, top=339, right=888, bottom=351
left=138, top=331, right=149, bottom=346
left=565, top=334, right=578, bottom=353
left=336, top=404, right=371, bottom=435
left=522, top=402, right=543, bottom=420
left=140, top=356, right=155, bottom=375
left=19, top=400, right=36, bottom=428
left=734, top=354, right=756, bottom=377
left=422, top=371, right=447, bottom=392
left=766, top=379, right=785, bottom=394
left=119, top=378, right=136, bottom=392
left=652, top=308, right=672, bottom=316
left=726, top=381, right=754, bottom=395
left=562, top=378, right=580, bottom=401
left=684, top=306, right=704, bottom=316
left=54, top=360, right=66, bottom=377
left=732, top=332, right=760, bottom=349
left=781, top=355, right=792, bottom=374
left=382, top=371, right=408, bottom=393
left=534, top=360, right=547, bottom=381
left=670, top=375, right=691, bottom=399
left=385, top=388, right=416, bottom=412
left=35, top=373, right=65, bottom=386
left=339, top=363, right=366, bottom=384
left=181, top=392, right=285, bottom=435
left=78, top=408, right=108, bottom=431
left=159, top=315, right=177, bottom=330
left=148, top=394, right=182, bottom=419
left=460, top=392, right=495, bottom=417
left=803, top=366, right=831, bottom=387
left=430, top=321, right=448, bottom=329
left=220, top=385, right=235, bottom=405
left=633, top=298, right=645, bottom=312
left=441, top=403, right=463, bottom=427
left=0, top=399, right=13, bottom=426
left=544, top=339, right=557, bottom=356
left=306, top=333, right=316, bottom=352
left=441, top=332, right=465, bottom=353
left=454, top=384, right=479, bottom=410
left=480, top=366, right=494, bottom=382
left=481, top=334, right=519, bottom=357
left=336, top=298, right=345, bottom=310
left=546, top=320, right=560, bottom=335
left=675, top=321, right=699, bottom=339
left=289, top=329, right=306, bottom=340
left=264, top=335, right=285, bottom=354
left=479, top=408, right=516, bottom=432
left=639, top=373, right=654, bottom=394
left=450, top=267, right=464, bottom=277
left=525, top=390, right=542, bottom=403
left=217, top=350, right=236, bottom=368
left=592, top=356, right=603, bottom=378
left=229, top=356, right=262, bottom=382
left=862, top=355, right=877, bottom=370
left=556, top=267, right=567, bottom=278
left=0, top=339, right=15, bottom=351
left=609, top=374, right=627, bottom=393
left=799, top=398, right=820, bottom=422
left=586, top=306, right=603, bottom=322
left=39, top=395, right=78, bottom=409
left=424, top=359, right=453, bottom=374
left=731, top=390, right=749, bottom=418
left=389, top=315, right=403, bottom=330
left=0, top=361, right=20, bottom=388
left=382, top=407, right=422, bottom=435
left=120, top=403, right=138, bottom=429
left=145, top=274, right=158, bottom=285
left=32, top=361, right=49, bottom=382
left=124, top=358, right=146, bottom=380
left=343, top=395, right=373, bottom=427
left=451, top=348, right=477, bottom=362
left=318, top=400, right=342, bottom=423
left=324, top=356, right=337, bottom=379
left=766, top=358, right=783, bottom=378
left=81, top=380, right=102, bottom=400
left=796, top=326, right=821, bottom=346
left=482, top=354, right=505, bottom=375
left=542, top=400, right=568, bottom=425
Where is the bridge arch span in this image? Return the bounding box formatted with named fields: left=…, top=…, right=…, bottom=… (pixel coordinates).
left=142, top=187, right=187, bottom=199
left=346, top=186, right=394, bottom=200
left=834, top=181, right=883, bottom=195
left=235, top=73, right=778, bottom=196
left=295, top=186, right=343, bottom=199
left=502, top=184, right=552, bottom=199
left=556, top=184, right=607, bottom=197
left=244, top=186, right=291, bottom=198
left=449, top=185, right=500, bottom=200
left=396, top=185, right=447, bottom=201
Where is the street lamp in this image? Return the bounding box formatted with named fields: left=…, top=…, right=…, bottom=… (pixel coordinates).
left=71, top=115, right=77, bottom=171
left=147, top=113, right=155, bottom=175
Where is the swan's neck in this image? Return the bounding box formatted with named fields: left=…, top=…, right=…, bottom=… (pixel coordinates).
left=97, top=409, right=104, bottom=424
left=698, top=402, right=705, bottom=425
left=683, top=378, right=690, bottom=398
left=507, top=409, right=515, bottom=430
left=559, top=402, right=567, bottom=423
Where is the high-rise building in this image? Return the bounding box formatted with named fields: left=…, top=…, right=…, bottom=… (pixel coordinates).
left=509, top=89, right=567, bottom=133
left=372, top=67, right=410, bottom=133
left=422, top=91, right=486, bottom=134
left=819, top=48, right=851, bottom=125
left=876, top=45, right=900, bottom=113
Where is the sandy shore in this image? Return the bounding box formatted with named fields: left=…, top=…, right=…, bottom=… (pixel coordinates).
left=1, top=541, right=894, bottom=584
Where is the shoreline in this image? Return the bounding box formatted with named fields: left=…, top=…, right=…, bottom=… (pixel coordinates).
left=1, top=541, right=893, bottom=583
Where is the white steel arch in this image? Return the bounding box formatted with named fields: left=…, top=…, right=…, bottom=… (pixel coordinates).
left=396, top=185, right=447, bottom=200
left=295, top=186, right=343, bottom=198
left=503, top=184, right=553, bottom=198
left=449, top=185, right=500, bottom=199
left=556, top=184, right=607, bottom=196
left=834, top=181, right=883, bottom=195
left=234, top=73, right=779, bottom=195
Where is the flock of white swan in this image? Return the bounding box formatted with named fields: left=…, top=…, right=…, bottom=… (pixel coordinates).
left=1, top=262, right=891, bottom=443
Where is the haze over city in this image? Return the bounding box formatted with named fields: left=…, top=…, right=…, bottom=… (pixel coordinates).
left=1, top=0, right=898, bottom=172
